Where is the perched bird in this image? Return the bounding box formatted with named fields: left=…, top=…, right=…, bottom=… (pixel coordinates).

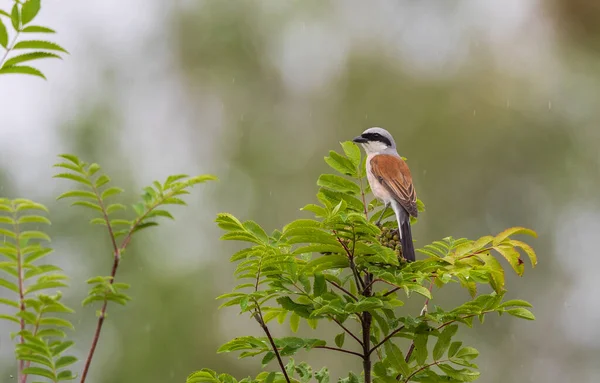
left=353, top=127, right=418, bottom=262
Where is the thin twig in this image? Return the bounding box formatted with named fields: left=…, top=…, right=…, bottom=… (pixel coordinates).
left=401, top=279, right=434, bottom=368
left=383, top=287, right=400, bottom=297
left=255, top=307, right=291, bottom=383
left=80, top=181, right=122, bottom=383
left=402, top=359, right=447, bottom=382
left=13, top=213, right=26, bottom=383
left=332, top=317, right=363, bottom=346
left=368, top=325, right=405, bottom=355
left=362, top=272, right=373, bottom=383
left=1, top=31, right=20, bottom=68
left=314, top=345, right=363, bottom=358
left=327, top=280, right=358, bottom=301
left=358, top=176, right=369, bottom=219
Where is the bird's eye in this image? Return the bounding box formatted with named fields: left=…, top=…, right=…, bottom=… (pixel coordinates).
left=373, top=133, right=380, bottom=137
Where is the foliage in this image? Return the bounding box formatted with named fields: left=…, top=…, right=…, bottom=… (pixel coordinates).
left=1, top=154, right=216, bottom=383
left=187, top=141, right=538, bottom=383
left=0, top=0, right=67, bottom=79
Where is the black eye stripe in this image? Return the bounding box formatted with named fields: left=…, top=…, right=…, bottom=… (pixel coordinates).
left=361, top=132, right=392, bottom=147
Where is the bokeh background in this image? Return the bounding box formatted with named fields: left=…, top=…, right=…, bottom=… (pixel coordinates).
left=1, top=0, right=599, bottom=382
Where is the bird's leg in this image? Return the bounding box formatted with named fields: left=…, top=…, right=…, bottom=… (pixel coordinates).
left=375, top=203, right=389, bottom=227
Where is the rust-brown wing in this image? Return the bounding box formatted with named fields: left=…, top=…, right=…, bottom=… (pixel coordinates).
left=370, top=154, right=418, bottom=217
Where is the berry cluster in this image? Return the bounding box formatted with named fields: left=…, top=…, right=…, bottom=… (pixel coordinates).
left=377, top=226, right=403, bottom=259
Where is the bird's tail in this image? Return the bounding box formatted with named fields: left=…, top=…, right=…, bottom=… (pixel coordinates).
left=399, top=217, right=415, bottom=262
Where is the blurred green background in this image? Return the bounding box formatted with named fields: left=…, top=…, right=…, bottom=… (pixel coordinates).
left=1, top=0, right=600, bottom=382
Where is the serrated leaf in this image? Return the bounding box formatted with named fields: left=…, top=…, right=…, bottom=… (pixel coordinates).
left=71, top=201, right=102, bottom=212
left=493, top=227, right=537, bottom=246
left=54, top=173, right=91, bottom=186
left=0, top=297, right=19, bottom=308
left=17, top=215, right=51, bottom=225
left=21, top=0, right=41, bottom=25
left=0, top=313, right=20, bottom=323
left=20, top=230, right=51, bottom=242
left=22, top=367, right=56, bottom=380
left=0, top=65, right=45, bottom=79
left=55, top=355, right=77, bottom=369
left=57, top=190, right=96, bottom=200
left=101, top=186, right=123, bottom=199
left=11, top=3, right=19, bottom=30
left=494, top=245, right=525, bottom=276
left=0, top=278, right=19, bottom=293
left=22, top=25, right=55, bottom=33
left=14, top=40, right=68, bottom=53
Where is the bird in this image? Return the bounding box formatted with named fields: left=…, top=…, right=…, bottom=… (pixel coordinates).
left=353, top=127, right=418, bottom=262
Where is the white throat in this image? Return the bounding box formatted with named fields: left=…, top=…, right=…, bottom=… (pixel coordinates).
left=361, top=141, right=389, bottom=155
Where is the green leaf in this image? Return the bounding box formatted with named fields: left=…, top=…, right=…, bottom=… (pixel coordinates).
left=497, top=299, right=533, bottom=309
left=22, top=367, right=56, bottom=380
left=55, top=355, right=77, bottom=369
left=101, top=187, right=124, bottom=199
left=22, top=25, right=56, bottom=33
left=505, top=307, right=535, bottom=320
left=17, top=215, right=51, bottom=225
left=448, top=341, right=463, bottom=358
left=54, top=173, right=91, bottom=186
left=340, top=141, right=361, bottom=167
left=384, top=341, right=410, bottom=376
left=242, top=221, right=268, bottom=243
left=317, top=174, right=361, bottom=195
left=493, top=227, right=537, bottom=246
left=57, top=370, right=76, bottom=381
left=0, top=314, right=20, bottom=323
left=0, top=65, right=45, bottom=79
left=433, top=324, right=458, bottom=360
left=0, top=18, right=7, bottom=48
left=40, top=317, right=74, bottom=329
left=290, top=312, right=300, bottom=332
left=324, top=151, right=356, bottom=176
left=11, top=3, right=19, bottom=30
left=51, top=340, right=74, bottom=356
left=0, top=278, right=19, bottom=293
left=57, top=154, right=80, bottom=165
left=334, top=332, right=345, bottom=348
left=14, top=40, right=68, bottom=53
left=21, top=0, right=41, bottom=25
left=71, top=201, right=102, bottom=212
left=20, top=230, right=51, bottom=242
left=57, top=190, right=96, bottom=200
left=95, top=174, right=110, bottom=188
left=414, top=333, right=428, bottom=365
left=0, top=297, right=19, bottom=308
left=313, top=273, right=326, bottom=297
left=510, top=239, right=538, bottom=267
left=494, top=245, right=525, bottom=276
left=261, top=351, right=276, bottom=366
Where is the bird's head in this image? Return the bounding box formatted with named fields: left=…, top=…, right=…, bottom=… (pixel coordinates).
left=352, top=127, right=396, bottom=154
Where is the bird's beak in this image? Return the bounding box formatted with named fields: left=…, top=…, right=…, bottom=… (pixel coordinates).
left=353, top=135, right=367, bottom=143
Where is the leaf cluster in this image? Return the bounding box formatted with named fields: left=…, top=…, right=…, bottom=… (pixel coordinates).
left=0, top=198, right=77, bottom=381
left=188, top=141, right=539, bottom=383
left=0, top=0, right=67, bottom=79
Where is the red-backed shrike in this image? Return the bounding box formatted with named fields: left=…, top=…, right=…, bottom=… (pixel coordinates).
left=353, top=127, right=418, bottom=262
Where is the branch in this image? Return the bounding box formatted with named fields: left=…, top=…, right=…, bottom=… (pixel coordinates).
left=327, top=280, right=358, bottom=301
left=80, top=182, right=122, bottom=383
left=254, top=306, right=291, bottom=383
left=331, top=317, right=364, bottom=347
left=13, top=215, right=26, bottom=383
left=334, top=231, right=365, bottom=291
left=358, top=176, right=369, bottom=219
left=0, top=31, right=20, bottom=68
left=314, top=345, right=363, bottom=358
left=368, top=325, right=405, bottom=355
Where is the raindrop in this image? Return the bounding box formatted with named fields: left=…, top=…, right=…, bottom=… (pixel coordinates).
left=548, top=101, right=552, bottom=110
left=473, top=110, right=476, bottom=116
left=506, top=99, right=510, bottom=108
